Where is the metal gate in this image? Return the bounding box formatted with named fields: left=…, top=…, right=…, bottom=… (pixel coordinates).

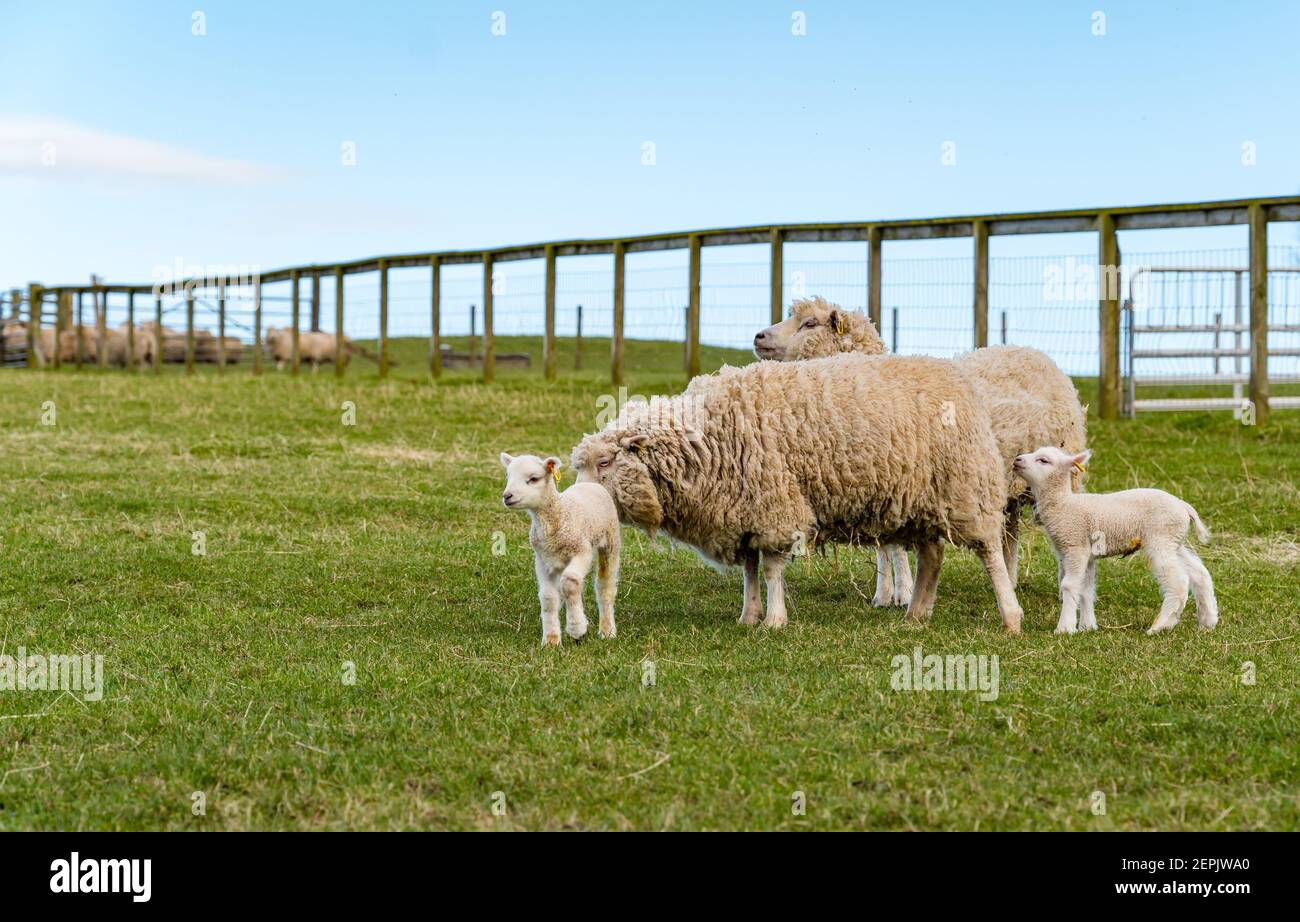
left=1123, top=266, right=1300, bottom=417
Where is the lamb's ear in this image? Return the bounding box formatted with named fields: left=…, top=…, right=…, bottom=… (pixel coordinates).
left=620, top=433, right=650, bottom=454
left=499, top=452, right=514, bottom=470
left=544, top=456, right=562, bottom=474
left=1071, top=449, right=1092, bottom=470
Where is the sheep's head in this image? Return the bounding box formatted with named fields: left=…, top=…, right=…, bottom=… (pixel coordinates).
left=499, top=452, right=561, bottom=511
left=571, top=430, right=664, bottom=535
left=1012, top=446, right=1090, bottom=493
left=752, top=296, right=886, bottom=361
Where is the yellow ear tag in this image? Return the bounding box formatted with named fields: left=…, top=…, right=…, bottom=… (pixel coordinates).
left=834, top=319, right=847, bottom=335
left=1072, top=461, right=1087, bottom=474
left=552, top=466, right=562, bottom=485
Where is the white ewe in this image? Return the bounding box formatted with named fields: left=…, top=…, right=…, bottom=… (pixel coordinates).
left=500, top=453, right=620, bottom=646
left=1013, top=446, right=1218, bottom=636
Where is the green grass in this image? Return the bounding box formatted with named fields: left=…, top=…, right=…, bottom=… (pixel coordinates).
left=0, top=336, right=1297, bottom=830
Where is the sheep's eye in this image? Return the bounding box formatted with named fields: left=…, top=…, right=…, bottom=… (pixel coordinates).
left=801, top=320, right=818, bottom=330
left=528, top=476, right=541, bottom=483
left=1036, top=458, right=1049, bottom=464
left=598, top=458, right=610, bottom=468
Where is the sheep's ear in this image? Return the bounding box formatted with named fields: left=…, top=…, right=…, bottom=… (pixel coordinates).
left=544, top=456, right=562, bottom=473
left=499, top=452, right=514, bottom=470
left=1071, top=449, right=1091, bottom=471
left=829, top=310, right=846, bottom=336
left=621, top=433, right=650, bottom=454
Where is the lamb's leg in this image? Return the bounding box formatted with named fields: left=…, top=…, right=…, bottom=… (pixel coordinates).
left=740, top=548, right=763, bottom=625
left=1145, top=544, right=1189, bottom=635
left=1178, top=546, right=1218, bottom=631
left=872, top=544, right=894, bottom=607
left=1054, top=549, right=1089, bottom=635
left=889, top=545, right=914, bottom=606
left=595, top=544, right=619, bottom=639
left=1079, top=557, right=1098, bottom=631
left=905, top=540, right=944, bottom=623
left=560, top=549, right=593, bottom=641
left=1003, top=503, right=1021, bottom=588
left=536, top=559, right=562, bottom=647
left=761, top=550, right=788, bottom=629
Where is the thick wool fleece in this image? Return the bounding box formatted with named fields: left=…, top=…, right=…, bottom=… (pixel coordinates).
left=953, top=345, right=1089, bottom=499
left=574, top=353, right=1009, bottom=567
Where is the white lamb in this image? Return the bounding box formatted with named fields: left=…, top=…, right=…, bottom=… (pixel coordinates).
left=500, top=452, right=621, bottom=646
left=1013, top=446, right=1218, bottom=636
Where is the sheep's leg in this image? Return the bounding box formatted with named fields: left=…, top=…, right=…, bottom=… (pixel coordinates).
left=536, top=559, right=562, bottom=647
left=889, top=545, right=913, bottom=606
left=1054, top=549, right=1089, bottom=635
left=760, top=551, right=788, bottom=629
left=560, top=550, right=593, bottom=641
left=1003, top=503, right=1021, bottom=588
left=1145, top=544, right=1189, bottom=635
left=871, top=544, right=894, bottom=607
left=1178, top=546, right=1218, bottom=631
left=1079, top=557, right=1098, bottom=631
left=739, top=549, right=763, bottom=625
left=977, top=532, right=1024, bottom=635
left=595, top=544, right=619, bottom=639
left=905, top=540, right=944, bottom=623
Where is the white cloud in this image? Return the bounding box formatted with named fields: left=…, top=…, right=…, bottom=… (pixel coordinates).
left=0, top=115, right=274, bottom=184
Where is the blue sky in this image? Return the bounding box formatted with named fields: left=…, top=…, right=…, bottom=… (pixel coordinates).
left=2, top=0, right=1298, bottom=286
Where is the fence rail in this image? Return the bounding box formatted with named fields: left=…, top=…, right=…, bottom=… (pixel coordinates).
left=6, top=194, right=1300, bottom=422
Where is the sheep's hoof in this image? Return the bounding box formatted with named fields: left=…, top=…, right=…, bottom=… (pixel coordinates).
left=760, top=614, right=788, bottom=629
left=541, top=634, right=562, bottom=647
left=870, top=594, right=892, bottom=608
left=567, top=628, right=588, bottom=643
left=739, top=610, right=763, bottom=626
left=892, top=591, right=913, bottom=607
left=598, top=628, right=616, bottom=640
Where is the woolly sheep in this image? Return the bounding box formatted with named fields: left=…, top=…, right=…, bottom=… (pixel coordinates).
left=500, top=452, right=621, bottom=646
left=1013, top=446, right=1218, bottom=635
left=752, top=297, right=1088, bottom=601
left=571, top=352, right=1025, bottom=632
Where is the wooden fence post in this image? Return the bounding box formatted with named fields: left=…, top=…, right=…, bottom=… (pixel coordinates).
left=335, top=266, right=345, bottom=379
left=379, top=259, right=390, bottom=379
left=311, top=271, right=321, bottom=332
left=96, top=281, right=108, bottom=370
left=291, top=269, right=301, bottom=375
left=217, top=280, right=226, bottom=373
left=1249, top=202, right=1269, bottom=426
left=482, top=253, right=495, bottom=383
left=429, top=256, right=441, bottom=379
left=75, top=290, right=84, bottom=369
left=154, top=292, right=163, bottom=374
left=185, top=287, right=196, bottom=375
left=769, top=228, right=783, bottom=324
left=27, top=284, right=41, bottom=368
left=868, top=226, right=883, bottom=332
left=544, top=245, right=557, bottom=381
left=612, top=242, right=626, bottom=386
left=1097, top=213, right=1121, bottom=420
left=686, top=234, right=701, bottom=378
left=973, top=218, right=989, bottom=348
left=54, top=290, right=68, bottom=369
left=127, top=290, right=135, bottom=371
left=252, top=280, right=263, bottom=376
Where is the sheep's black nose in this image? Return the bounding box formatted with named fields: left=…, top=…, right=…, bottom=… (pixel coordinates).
left=502, top=492, right=514, bottom=505
left=754, top=330, right=769, bottom=345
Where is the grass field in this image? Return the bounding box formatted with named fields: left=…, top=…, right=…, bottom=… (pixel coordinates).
left=0, top=336, right=1297, bottom=830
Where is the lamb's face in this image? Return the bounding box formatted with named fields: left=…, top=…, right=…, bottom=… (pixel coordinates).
left=499, top=452, right=559, bottom=510
left=753, top=299, right=842, bottom=361
left=1013, top=446, right=1090, bottom=490
left=572, top=432, right=663, bottom=532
